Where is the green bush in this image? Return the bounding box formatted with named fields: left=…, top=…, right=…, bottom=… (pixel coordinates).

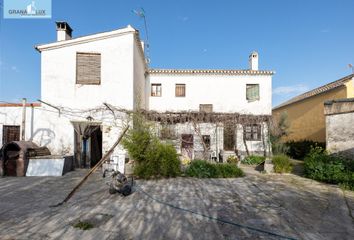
left=304, top=147, right=354, bottom=190
left=122, top=115, right=180, bottom=179
left=242, top=155, right=265, bottom=165
left=185, top=160, right=244, bottom=178
left=285, top=140, right=325, bottom=160
left=272, top=154, right=292, bottom=173
left=216, top=163, right=245, bottom=178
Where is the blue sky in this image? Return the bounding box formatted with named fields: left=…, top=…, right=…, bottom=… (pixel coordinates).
left=0, top=0, right=353, bottom=107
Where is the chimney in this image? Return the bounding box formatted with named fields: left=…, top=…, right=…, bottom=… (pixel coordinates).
left=56, top=22, right=73, bottom=41
left=249, top=51, right=259, bottom=70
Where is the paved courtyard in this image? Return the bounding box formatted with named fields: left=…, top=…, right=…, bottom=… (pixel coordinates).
left=0, top=166, right=353, bottom=240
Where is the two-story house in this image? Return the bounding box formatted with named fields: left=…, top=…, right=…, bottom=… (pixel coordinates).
left=0, top=22, right=274, bottom=169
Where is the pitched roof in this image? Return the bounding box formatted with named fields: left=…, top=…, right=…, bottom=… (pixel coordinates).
left=148, top=69, right=274, bottom=75
left=273, top=74, right=354, bottom=110
left=35, top=25, right=137, bottom=52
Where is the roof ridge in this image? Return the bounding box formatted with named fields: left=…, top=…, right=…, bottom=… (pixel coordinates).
left=273, top=74, right=354, bottom=110
left=148, top=68, right=274, bottom=75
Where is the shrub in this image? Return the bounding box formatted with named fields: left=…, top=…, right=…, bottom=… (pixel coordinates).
left=285, top=140, right=325, bottom=160
left=272, top=154, right=292, bottom=173
left=122, top=115, right=180, bottom=179
left=185, top=160, right=218, bottom=178
left=216, top=164, right=245, bottom=178
left=242, top=155, right=265, bottom=165
left=226, top=155, right=239, bottom=164
left=304, top=147, right=354, bottom=190
left=185, top=160, right=244, bottom=178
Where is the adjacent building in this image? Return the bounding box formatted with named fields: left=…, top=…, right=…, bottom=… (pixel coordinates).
left=0, top=22, right=274, bottom=172
left=324, top=98, right=354, bottom=160
left=273, top=74, right=354, bottom=143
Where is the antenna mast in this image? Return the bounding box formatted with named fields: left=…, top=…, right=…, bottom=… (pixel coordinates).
left=133, top=8, right=150, bottom=65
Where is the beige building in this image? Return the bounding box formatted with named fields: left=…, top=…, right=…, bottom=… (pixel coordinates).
left=273, top=74, right=354, bottom=143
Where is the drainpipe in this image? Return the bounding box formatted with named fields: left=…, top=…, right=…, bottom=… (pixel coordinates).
left=21, top=98, right=27, bottom=141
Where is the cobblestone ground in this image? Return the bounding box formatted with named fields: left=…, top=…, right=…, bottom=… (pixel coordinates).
left=0, top=166, right=353, bottom=240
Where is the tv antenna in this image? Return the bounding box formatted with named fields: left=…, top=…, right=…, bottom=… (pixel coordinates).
left=132, top=8, right=150, bottom=64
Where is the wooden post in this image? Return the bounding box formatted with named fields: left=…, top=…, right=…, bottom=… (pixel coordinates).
left=52, top=126, right=129, bottom=206
left=21, top=98, right=27, bottom=141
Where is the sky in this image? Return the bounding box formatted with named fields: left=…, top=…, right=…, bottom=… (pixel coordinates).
left=0, top=0, right=353, bottom=107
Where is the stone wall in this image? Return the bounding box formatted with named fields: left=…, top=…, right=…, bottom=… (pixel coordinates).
left=325, top=98, right=354, bottom=160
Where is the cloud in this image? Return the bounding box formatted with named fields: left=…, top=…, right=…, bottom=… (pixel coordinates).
left=273, top=84, right=309, bottom=95
left=178, top=16, right=189, bottom=22
left=11, top=66, right=18, bottom=72
left=320, top=29, right=330, bottom=33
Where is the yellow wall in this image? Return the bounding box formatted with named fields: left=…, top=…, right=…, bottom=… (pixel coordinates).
left=273, top=86, right=348, bottom=142
left=346, top=78, right=354, bottom=98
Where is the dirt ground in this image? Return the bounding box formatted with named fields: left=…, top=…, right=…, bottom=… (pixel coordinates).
left=0, top=165, right=353, bottom=240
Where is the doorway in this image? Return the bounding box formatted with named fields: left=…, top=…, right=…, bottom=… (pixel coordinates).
left=74, top=125, right=102, bottom=168
left=181, top=134, right=194, bottom=159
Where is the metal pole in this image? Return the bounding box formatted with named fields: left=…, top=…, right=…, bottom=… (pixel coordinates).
left=21, top=98, right=27, bottom=141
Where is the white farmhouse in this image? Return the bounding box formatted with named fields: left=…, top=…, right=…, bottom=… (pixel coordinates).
left=0, top=22, right=273, bottom=172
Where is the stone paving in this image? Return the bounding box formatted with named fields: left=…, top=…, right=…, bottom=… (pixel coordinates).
left=0, top=166, right=353, bottom=240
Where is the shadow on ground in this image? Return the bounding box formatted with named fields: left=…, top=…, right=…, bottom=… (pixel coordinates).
left=0, top=168, right=353, bottom=240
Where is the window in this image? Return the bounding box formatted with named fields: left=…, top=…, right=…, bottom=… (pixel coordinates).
left=246, top=84, right=260, bottom=101
left=199, top=104, right=213, bottom=113
left=175, top=84, right=186, bottom=97
left=244, top=124, right=261, bottom=141
left=202, top=135, right=211, bottom=149
left=151, top=83, right=162, bottom=97
left=2, top=125, right=20, bottom=145
left=76, top=52, right=101, bottom=85
left=223, top=123, right=235, bottom=151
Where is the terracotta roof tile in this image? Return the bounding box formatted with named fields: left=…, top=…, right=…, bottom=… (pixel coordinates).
left=273, top=74, right=354, bottom=110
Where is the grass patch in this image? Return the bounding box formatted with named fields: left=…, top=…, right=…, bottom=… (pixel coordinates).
left=242, top=155, right=265, bottom=165
left=272, top=154, right=292, bottom=173
left=73, top=220, right=94, bottom=230
left=185, top=160, right=244, bottom=178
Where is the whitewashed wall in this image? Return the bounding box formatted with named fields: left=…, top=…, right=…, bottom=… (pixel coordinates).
left=0, top=106, right=129, bottom=156
left=148, top=73, right=272, bottom=115
left=40, top=31, right=136, bottom=110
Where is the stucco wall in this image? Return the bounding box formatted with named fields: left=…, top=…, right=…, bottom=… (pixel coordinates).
left=273, top=87, right=347, bottom=142
left=155, top=122, right=270, bottom=161
left=148, top=73, right=272, bottom=115
left=326, top=112, right=354, bottom=159
left=0, top=106, right=128, bottom=156
left=40, top=33, right=135, bottom=110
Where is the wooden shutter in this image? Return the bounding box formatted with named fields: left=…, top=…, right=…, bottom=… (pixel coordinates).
left=2, top=125, right=20, bottom=145
left=76, top=52, right=101, bottom=85
left=175, top=84, right=186, bottom=97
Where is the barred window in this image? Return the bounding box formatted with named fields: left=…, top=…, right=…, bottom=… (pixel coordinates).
left=244, top=124, right=261, bottom=141
left=175, top=84, right=186, bottom=97
left=76, top=52, right=101, bottom=85
left=199, top=104, right=213, bottom=113
left=151, top=84, right=162, bottom=97
left=246, top=84, right=260, bottom=101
